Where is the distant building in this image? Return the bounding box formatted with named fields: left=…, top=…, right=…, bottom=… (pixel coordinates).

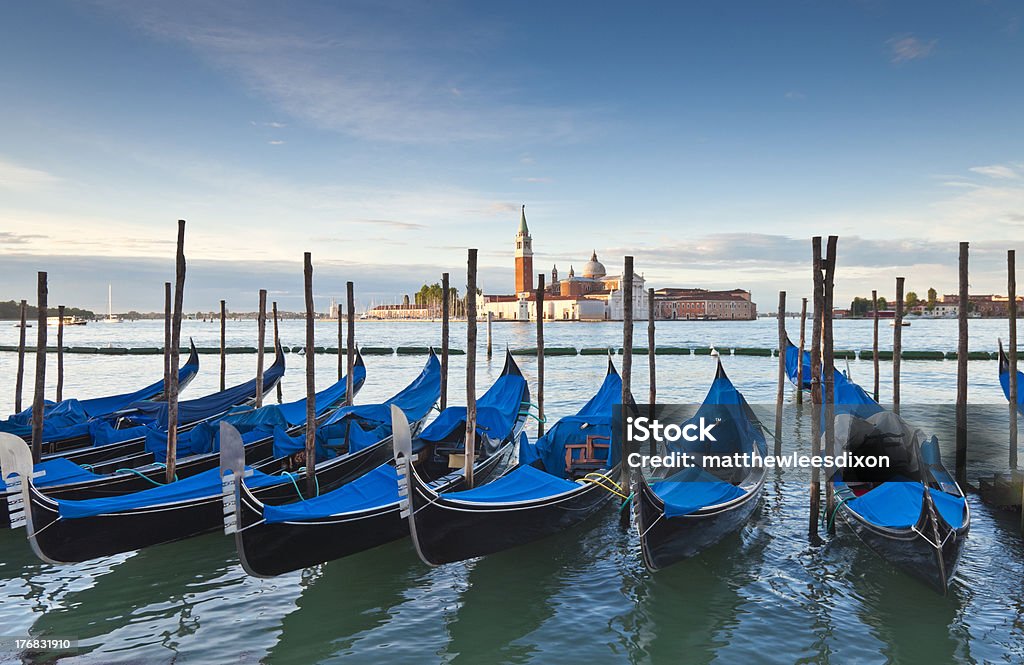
left=652, top=288, right=757, bottom=320
left=365, top=303, right=432, bottom=320
left=941, top=293, right=1024, bottom=318
left=481, top=207, right=648, bottom=321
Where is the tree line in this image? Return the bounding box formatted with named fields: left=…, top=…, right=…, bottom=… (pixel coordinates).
left=848, top=287, right=940, bottom=316
left=0, top=300, right=96, bottom=320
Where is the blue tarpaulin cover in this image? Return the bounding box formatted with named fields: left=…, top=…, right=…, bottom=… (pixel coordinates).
left=442, top=464, right=579, bottom=503
left=0, top=345, right=200, bottom=439
left=1001, top=361, right=1024, bottom=414
left=418, top=373, right=526, bottom=443
left=519, top=368, right=621, bottom=474
left=845, top=481, right=966, bottom=529
left=262, top=463, right=399, bottom=523
left=126, top=350, right=286, bottom=429
left=652, top=465, right=749, bottom=517
left=653, top=366, right=765, bottom=517
left=144, top=364, right=364, bottom=463
left=0, top=457, right=103, bottom=491
left=56, top=466, right=293, bottom=519
left=271, top=353, right=440, bottom=459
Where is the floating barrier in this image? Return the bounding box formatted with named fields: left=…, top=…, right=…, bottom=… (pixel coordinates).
left=396, top=346, right=431, bottom=355
left=360, top=347, right=394, bottom=355
left=579, top=347, right=614, bottom=355
left=733, top=347, right=772, bottom=357
left=654, top=347, right=691, bottom=355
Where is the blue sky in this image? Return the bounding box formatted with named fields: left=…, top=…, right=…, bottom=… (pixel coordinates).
left=1, top=0, right=1022, bottom=313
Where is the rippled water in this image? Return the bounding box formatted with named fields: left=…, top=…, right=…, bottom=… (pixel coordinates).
left=1, top=318, right=1022, bottom=663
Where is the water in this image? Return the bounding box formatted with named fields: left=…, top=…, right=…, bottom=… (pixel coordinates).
left=1, top=318, right=1022, bottom=663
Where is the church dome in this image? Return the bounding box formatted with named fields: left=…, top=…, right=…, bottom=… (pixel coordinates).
left=581, top=250, right=606, bottom=279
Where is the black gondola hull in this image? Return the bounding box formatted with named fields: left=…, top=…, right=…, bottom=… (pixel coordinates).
left=838, top=502, right=969, bottom=592
left=20, top=434, right=395, bottom=563
left=636, top=476, right=763, bottom=571
left=236, top=442, right=515, bottom=577
left=408, top=467, right=619, bottom=565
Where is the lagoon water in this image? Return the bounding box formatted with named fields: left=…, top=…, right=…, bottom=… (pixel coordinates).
left=1, top=318, right=1023, bottom=663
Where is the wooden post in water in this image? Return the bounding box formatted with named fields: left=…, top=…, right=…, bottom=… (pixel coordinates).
left=342, top=295, right=350, bottom=381
left=464, top=250, right=478, bottom=489
left=165, top=220, right=186, bottom=484
left=441, top=272, right=450, bottom=410
left=620, top=257, right=635, bottom=527
left=872, top=289, right=880, bottom=402
left=648, top=287, right=656, bottom=455
left=536, top=274, right=546, bottom=438
left=56, top=305, right=65, bottom=402
left=346, top=281, right=355, bottom=407
left=956, top=242, right=969, bottom=486
left=775, top=291, right=786, bottom=457
left=31, top=272, right=47, bottom=463
left=15, top=300, right=26, bottom=413
left=823, top=236, right=838, bottom=534
left=486, top=311, right=493, bottom=360
left=219, top=299, right=227, bottom=391
left=796, top=297, right=807, bottom=405
left=255, top=289, right=267, bottom=408
left=272, top=301, right=282, bottom=403
left=894, top=277, right=904, bottom=414
left=809, top=238, right=824, bottom=540
left=1008, top=250, right=1017, bottom=475
left=164, top=282, right=171, bottom=396
left=303, top=252, right=317, bottom=493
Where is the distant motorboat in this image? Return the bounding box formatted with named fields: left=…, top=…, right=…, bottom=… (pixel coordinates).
left=890, top=321, right=911, bottom=327
left=47, top=316, right=87, bottom=326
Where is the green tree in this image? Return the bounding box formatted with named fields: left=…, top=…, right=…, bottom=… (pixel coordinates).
left=927, top=288, right=938, bottom=311
left=905, top=291, right=919, bottom=309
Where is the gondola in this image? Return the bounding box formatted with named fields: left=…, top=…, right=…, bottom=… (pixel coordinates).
left=44, top=341, right=287, bottom=463
left=0, top=354, right=440, bottom=563
left=783, top=335, right=848, bottom=391
left=634, top=361, right=767, bottom=570
left=226, top=350, right=529, bottom=577
left=0, top=341, right=200, bottom=449
left=829, top=377, right=970, bottom=593
left=999, top=339, right=1023, bottom=415
left=403, top=356, right=622, bottom=565
left=0, top=342, right=289, bottom=530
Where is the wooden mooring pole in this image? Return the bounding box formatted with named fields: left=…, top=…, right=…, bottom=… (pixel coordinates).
left=464, top=250, right=478, bottom=489
left=164, top=282, right=171, bottom=396
left=219, top=299, right=227, bottom=391
left=797, top=297, right=807, bottom=405
left=956, top=242, right=969, bottom=486
left=775, top=291, right=786, bottom=457
left=15, top=300, right=27, bottom=413
left=346, top=281, right=355, bottom=406
left=441, top=272, right=450, bottom=410
left=809, top=238, right=824, bottom=540
left=303, top=252, right=317, bottom=493
left=536, top=274, right=546, bottom=438
left=620, top=256, right=634, bottom=528
left=648, top=288, right=656, bottom=455
left=272, top=301, right=282, bottom=403
left=30, top=272, right=47, bottom=463
left=1008, top=250, right=1017, bottom=475
left=486, top=311, right=493, bottom=360
left=56, top=305, right=65, bottom=402
left=872, top=289, right=880, bottom=402
left=894, top=277, right=904, bottom=414
left=823, top=236, right=838, bottom=534
left=256, top=289, right=267, bottom=408
left=165, top=220, right=186, bottom=484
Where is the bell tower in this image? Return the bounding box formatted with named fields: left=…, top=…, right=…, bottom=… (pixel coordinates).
left=514, top=204, right=533, bottom=295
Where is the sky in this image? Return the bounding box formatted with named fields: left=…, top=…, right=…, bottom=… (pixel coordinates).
left=1, top=0, right=1022, bottom=314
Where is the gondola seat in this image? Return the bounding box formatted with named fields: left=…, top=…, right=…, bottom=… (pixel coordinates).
left=565, top=435, right=610, bottom=479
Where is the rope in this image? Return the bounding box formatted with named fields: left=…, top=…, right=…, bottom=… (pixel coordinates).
left=619, top=492, right=634, bottom=512
left=518, top=402, right=548, bottom=424
left=826, top=494, right=852, bottom=532
left=114, top=465, right=176, bottom=485
left=580, top=472, right=628, bottom=499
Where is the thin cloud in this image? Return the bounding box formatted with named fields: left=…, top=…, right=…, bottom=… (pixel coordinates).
left=784, top=91, right=805, bottom=101
left=0, top=231, right=48, bottom=244
left=887, top=34, right=937, bottom=63
left=0, top=157, right=61, bottom=190
left=969, top=164, right=1019, bottom=180
left=267, top=140, right=285, bottom=145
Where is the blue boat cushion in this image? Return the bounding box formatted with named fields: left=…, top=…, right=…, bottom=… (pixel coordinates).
left=441, top=464, right=579, bottom=503
left=56, top=467, right=292, bottom=520
left=651, top=465, right=748, bottom=518
left=845, top=481, right=966, bottom=529
left=262, top=464, right=399, bottom=523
